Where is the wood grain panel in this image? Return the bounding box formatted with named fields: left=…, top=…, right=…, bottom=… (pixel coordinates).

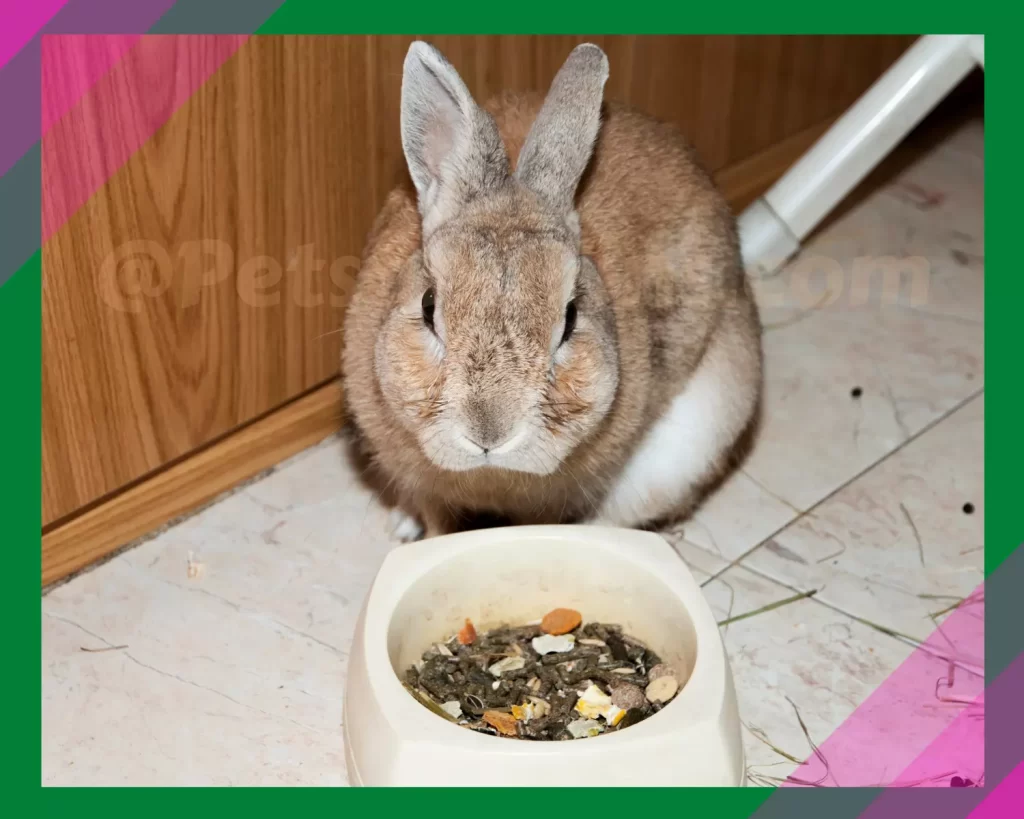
left=42, top=35, right=915, bottom=525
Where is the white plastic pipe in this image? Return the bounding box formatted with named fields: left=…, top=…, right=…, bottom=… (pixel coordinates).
left=738, top=34, right=984, bottom=276
left=968, top=34, right=984, bottom=68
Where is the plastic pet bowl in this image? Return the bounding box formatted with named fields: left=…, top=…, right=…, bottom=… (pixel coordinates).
left=343, top=525, right=744, bottom=786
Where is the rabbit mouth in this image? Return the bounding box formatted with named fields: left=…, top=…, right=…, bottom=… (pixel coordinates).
left=453, top=425, right=529, bottom=458
left=418, top=420, right=562, bottom=476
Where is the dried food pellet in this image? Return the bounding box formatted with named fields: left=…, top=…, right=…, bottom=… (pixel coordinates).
left=541, top=607, right=583, bottom=635
left=605, top=633, right=630, bottom=661
left=566, top=718, right=603, bottom=738
left=488, top=656, right=526, bottom=677
left=645, top=675, right=679, bottom=704
left=405, top=612, right=681, bottom=741
left=616, top=708, right=646, bottom=729
left=458, top=618, right=477, bottom=645
left=610, top=682, right=646, bottom=711
left=532, top=633, right=576, bottom=655
left=482, top=710, right=519, bottom=736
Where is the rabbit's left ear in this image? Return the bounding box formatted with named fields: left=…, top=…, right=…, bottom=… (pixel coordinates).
left=401, top=41, right=509, bottom=235
left=515, top=44, right=609, bottom=214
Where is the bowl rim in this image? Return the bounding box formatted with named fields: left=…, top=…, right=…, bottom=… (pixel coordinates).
left=360, top=524, right=729, bottom=754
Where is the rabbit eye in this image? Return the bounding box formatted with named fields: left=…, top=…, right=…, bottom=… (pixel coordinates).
left=421, top=288, right=435, bottom=330
left=560, top=300, right=577, bottom=346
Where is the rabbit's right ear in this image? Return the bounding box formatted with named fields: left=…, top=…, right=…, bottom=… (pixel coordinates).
left=515, top=44, right=608, bottom=216
left=401, top=42, right=509, bottom=235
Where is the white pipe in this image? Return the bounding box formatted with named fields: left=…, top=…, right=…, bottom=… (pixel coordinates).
left=968, top=35, right=984, bottom=68
left=739, top=34, right=983, bottom=276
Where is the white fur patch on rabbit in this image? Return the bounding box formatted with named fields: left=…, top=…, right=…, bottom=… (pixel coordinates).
left=592, top=314, right=759, bottom=528
left=387, top=508, right=425, bottom=543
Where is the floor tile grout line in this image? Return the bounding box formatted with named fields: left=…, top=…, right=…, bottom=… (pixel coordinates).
left=698, top=386, right=985, bottom=589
left=740, top=468, right=802, bottom=515
left=734, top=560, right=984, bottom=677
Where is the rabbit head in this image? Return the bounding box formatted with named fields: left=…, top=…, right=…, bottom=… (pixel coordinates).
left=373, top=42, right=618, bottom=475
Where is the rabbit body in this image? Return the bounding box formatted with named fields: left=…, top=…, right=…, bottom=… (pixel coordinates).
left=341, top=43, right=762, bottom=539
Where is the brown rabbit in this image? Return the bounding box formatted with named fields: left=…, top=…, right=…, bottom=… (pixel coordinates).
left=342, top=41, right=762, bottom=541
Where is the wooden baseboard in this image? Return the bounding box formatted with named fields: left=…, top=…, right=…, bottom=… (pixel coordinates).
left=42, top=380, right=344, bottom=586
left=40, top=119, right=834, bottom=587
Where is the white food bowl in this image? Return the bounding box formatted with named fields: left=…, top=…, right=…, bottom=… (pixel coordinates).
left=344, top=525, right=744, bottom=786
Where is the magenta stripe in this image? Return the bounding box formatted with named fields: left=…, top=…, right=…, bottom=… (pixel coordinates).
left=852, top=651, right=1024, bottom=818
left=856, top=691, right=984, bottom=814
left=0, top=0, right=69, bottom=71
left=0, top=0, right=178, bottom=178
left=968, top=762, right=1024, bottom=817
left=42, top=35, right=249, bottom=242
left=782, top=585, right=984, bottom=787
left=41, top=35, right=144, bottom=134
left=884, top=687, right=984, bottom=788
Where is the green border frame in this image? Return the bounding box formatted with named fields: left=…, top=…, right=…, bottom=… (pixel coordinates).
left=4, top=1, right=1015, bottom=814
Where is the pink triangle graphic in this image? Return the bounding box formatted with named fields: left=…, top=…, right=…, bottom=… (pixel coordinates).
left=967, top=762, right=1024, bottom=818
left=781, top=586, right=984, bottom=788
left=42, top=35, right=249, bottom=242
left=41, top=34, right=145, bottom=136
left=0, top=0, right=68, bottom=71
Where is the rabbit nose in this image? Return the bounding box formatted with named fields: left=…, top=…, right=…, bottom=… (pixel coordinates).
left=462, top=400, right=518, bottom=454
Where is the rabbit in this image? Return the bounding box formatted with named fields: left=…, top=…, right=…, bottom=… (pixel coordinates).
left=341, top=41, right=762, bottom=541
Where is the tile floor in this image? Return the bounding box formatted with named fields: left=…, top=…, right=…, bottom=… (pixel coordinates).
left=42, top=115, right=984, bottom=786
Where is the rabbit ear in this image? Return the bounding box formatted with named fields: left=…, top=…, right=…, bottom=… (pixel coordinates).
left=401, top=41, right=509, bottom=233
left=515, top=44, right=609, bottom=214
